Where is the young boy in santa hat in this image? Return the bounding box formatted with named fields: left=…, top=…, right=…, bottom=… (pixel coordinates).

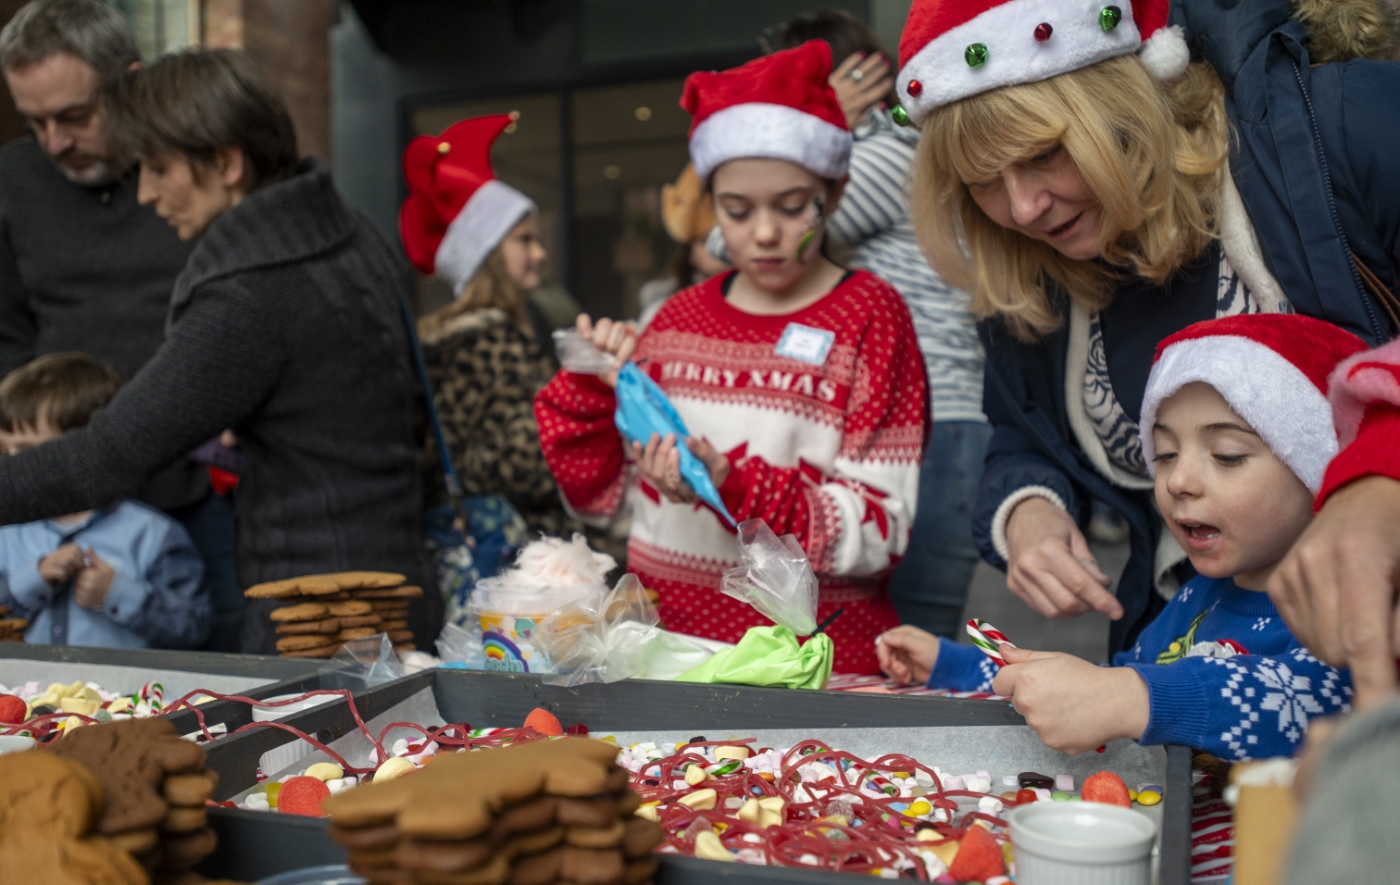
left=534, top=41, right=928, bottom=675
left=880, top=314, right=1358, bottom=759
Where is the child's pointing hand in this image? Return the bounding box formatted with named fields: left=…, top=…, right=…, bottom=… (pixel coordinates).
left=992, top=645, right=1150, bottom=754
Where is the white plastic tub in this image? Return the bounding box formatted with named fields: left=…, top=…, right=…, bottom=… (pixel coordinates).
left=1009, top=800, right=1158, bottom=885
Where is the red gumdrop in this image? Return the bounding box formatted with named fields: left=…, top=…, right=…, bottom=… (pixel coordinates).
left=1082, top=771, right=1132, bottom=808
left=1016, top=788, right=1038, bottom=804
left=0, top=695, right=26, bottom=724
left=278, top=776, right=331, bottom=817
left=565, top=723, right=589, bottom=736
left=523, top=707, right=563, bottom=736
left=947, top=823, right=1006, bottom=882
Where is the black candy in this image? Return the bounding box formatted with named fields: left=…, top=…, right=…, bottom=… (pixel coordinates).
left=1019, top=771, right=1056, bottom=790
left=689, top=736, right=707, bottom=744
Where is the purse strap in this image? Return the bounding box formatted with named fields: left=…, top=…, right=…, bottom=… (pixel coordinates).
left=1351, top=250, right=1400, bottom=334
left=398, top=294, right=468, bottom=524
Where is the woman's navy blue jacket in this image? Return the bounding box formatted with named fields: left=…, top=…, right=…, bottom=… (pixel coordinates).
left=970, top=0, right=1400, bottom=654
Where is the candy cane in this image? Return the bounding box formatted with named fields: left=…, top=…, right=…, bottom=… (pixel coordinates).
left=966, top=619, right=1015, bottom=667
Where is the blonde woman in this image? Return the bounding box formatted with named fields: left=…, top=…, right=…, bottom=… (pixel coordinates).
left=884, top=0, right=1400, bottom=657
left=401, top=116, right=576, bottom=542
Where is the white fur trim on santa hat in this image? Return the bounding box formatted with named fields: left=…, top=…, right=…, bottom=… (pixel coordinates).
left=897, top=0, right=1141, bottom=125
left=1140, top=336, right=1338, bottom=495
left=435, top=179, right=537, bottom=296
left=1138, top=24, right=1189, bottom=80
left=690, top=102, right=852, bottom=181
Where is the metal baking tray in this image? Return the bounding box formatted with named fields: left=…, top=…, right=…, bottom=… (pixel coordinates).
left=198, top=669, right=1193, bottom=884
left=0, top=643, right=335, bottom=738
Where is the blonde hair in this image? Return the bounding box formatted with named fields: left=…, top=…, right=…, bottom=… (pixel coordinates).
left=418, top=247, right=528, bottom=338
left=911, top=55, right=1229, bottom=340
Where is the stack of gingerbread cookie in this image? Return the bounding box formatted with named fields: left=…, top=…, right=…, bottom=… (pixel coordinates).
left=49, top=717, right=221, bottom=884
left=0, top=604, right=26, bottom=642
left=243, top=572, right=423, bottom=658
left=0, top=749, right=148, bottom=884
left=324, top=738, right=664, bottom=885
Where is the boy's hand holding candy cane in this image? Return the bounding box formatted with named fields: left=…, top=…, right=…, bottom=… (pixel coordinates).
left=992, top=643, right=1150, bottom=755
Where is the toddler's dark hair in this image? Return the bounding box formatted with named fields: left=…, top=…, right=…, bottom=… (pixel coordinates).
left=0, top=352, right=123, bottom=433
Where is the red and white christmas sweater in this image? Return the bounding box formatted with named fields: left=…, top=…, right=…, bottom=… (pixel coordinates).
left=535, top=269, right=928, bottom=674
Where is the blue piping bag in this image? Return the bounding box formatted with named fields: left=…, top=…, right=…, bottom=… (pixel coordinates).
left=614, top=363, right=736, bottom=527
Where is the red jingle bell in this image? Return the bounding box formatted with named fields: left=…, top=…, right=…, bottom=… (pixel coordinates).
left=906, top=79, right=923, bottom=97
left=1034, top=22, right=1053, bottom=41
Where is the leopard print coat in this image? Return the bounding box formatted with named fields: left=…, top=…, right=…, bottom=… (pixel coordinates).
left=420, top=307, right=579, bottom=537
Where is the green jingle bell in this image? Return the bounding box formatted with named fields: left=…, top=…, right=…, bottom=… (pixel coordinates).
left=891, top=104, right=912, bottom=127
left=1100, top=5, right=1123, bottom=31
left=965, top=42, right=989, bottom=67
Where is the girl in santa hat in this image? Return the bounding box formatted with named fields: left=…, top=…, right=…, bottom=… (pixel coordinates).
left=880, top=314, right=1360, bottom=761
left=400, top=115, right=582, bottom=545
left=535, top=41, right=929, bottom=675
left=894, top=0, right=1400, bottom=656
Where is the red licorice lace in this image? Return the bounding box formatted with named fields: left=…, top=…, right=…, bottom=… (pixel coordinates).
left=630, top=737, right=1013, bottom=877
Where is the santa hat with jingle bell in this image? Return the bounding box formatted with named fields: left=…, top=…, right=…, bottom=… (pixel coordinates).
left=1139, top=315, right=1370, bottom=496
left=681, top=40, right=852, bottom=181
left=400, top=114, right=537, bottom=295
left=895, top=0, right=1191, bottom=126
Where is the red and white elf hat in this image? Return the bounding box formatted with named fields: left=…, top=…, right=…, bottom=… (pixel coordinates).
left=1140, top=314, right=1369, bottom=495
left=896, top=0, right=1190, bottom=125
left=399, top=114, right=536, bottom=295
left=681, top=40, right=852, bottom=181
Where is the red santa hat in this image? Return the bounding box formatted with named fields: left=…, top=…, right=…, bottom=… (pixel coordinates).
left=895, top=0, right=1190, bottom=126
left=681, top=40, right=852, bottom=181
left=399, top=114, right=537, bottom=295
left=1140, top=315, right=1369, bottom=495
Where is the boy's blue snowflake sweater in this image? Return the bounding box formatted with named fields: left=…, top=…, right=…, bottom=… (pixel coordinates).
left=928, top=575, right=1352, bottom=759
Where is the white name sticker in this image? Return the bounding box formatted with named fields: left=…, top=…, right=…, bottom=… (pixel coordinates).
left=775, top=323, right=836, bottom=366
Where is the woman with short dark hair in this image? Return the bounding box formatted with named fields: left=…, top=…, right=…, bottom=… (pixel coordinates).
left=0, top=48, right=440, bottom=653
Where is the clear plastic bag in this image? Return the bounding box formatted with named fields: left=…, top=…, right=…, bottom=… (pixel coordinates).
left=720, top=519, right=819, bottom=636
left=552, top=328, right=618, bottom=375
left=318, top=634, right=406, bottom=689
left=537, top=574, right=731, bottom=686
left=435, top=620, right=487, bottom=670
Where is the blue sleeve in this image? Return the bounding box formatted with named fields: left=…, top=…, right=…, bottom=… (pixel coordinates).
left=103, top=521, right=210, bottom=649
left=971, top=358, right=1080, bottom=569
left=1125, top=642, right=1352, bottom=760
left=1, top=557, right=52, bottom=618
left=926, top=640, right=999, bottom=693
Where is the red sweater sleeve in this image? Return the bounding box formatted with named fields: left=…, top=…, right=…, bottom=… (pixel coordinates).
left=1317, top=403, right=1400, bottom=507
left=533, top=371, right=627, bottom=518
left=1317, top=342, right=1400, bottom=508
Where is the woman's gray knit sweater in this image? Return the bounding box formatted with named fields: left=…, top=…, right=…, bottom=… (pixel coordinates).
left=0, top=161, right=439, bottom=651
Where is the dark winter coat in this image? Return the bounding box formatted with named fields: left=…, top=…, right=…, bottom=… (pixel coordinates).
left=0, top=160, right=439, bottom=652
left=971, top=0, right=1400, bottom=654
left=0, top=136, right=208, bottom=511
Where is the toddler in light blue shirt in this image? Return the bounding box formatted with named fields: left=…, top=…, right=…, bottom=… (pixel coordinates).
left=0, top=354, right=209, bottom=649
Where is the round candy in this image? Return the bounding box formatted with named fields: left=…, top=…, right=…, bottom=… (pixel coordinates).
left=305, top=762, right=344, bottom=782
left=0, top=695, right=26, bottom=724
left=374, top=756, right=417, bottom=782
left=1015, top=789, right=1038, bottom=805
left=523, top=707, right=563, bottom=736
left=278, top=775, right=331, bottom=816
left=1137, top=789, right=1162, bottom=807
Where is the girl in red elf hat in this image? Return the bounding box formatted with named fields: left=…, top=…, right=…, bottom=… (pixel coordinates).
left=400, top=115, right=582, bottom=545
left=534, top=41, right=929, bottom=676
left=895, top=0, right=1400, bottom=658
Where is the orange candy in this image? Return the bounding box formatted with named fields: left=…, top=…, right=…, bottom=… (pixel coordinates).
left=523, top=707, right=563, bottom=736
left=278, top=775, right=331, bottom=816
